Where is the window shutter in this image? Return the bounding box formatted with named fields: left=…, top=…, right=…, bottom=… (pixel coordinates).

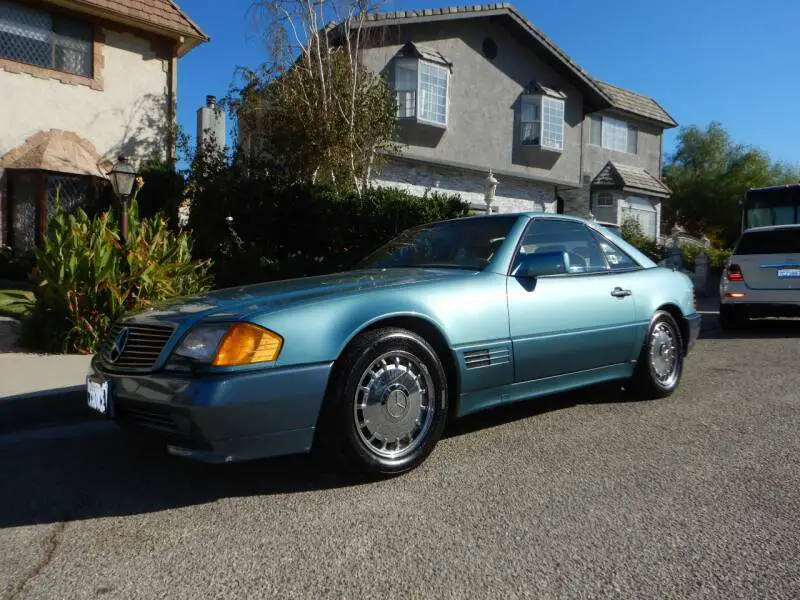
left=590, top=116, right=602, bottom=146
left=627, top=126, right=638, bottom=154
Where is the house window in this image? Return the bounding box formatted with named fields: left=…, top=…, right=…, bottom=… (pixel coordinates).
left=394, top=58, right=449, bottom=126
left=590, top=115, right=638, bottom=154
left=594, top=191, right=613, bottom=207
left=0, top=0, right=93, bottom=77
left=520, top=94, right=565, bottom=152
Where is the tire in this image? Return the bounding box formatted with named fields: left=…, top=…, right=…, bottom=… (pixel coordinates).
left=315, top=327, right=449, bottom=479
left=627, top=310, right=684, bottom=400
left=719, top=304, right=748, bottom=330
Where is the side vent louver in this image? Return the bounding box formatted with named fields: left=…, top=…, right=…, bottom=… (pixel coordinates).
left=464, top=347, right=511, bottom=370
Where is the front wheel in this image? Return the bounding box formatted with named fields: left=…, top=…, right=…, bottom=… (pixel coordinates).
left=627, top=310, right=684, bottom=399
left=316, top=328, right=449, bottom=479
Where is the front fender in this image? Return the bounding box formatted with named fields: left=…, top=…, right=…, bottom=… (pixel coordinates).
left=249, top=272, right=511, bottom=368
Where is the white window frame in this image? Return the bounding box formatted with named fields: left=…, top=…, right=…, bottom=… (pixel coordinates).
left=590, top=115, right=638, bottom=155
left=394, top=57, right=450, bottom=127
left=520, top=94, right=565, bottom=152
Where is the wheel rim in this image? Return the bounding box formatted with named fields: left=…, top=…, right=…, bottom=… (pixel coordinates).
left=649, top=321, right=680, bottom=387
left=353, top=351, right=436, bottom=460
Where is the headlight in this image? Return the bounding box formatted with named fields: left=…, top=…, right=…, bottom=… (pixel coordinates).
left=172, top=325, right=230, bottom=363
left=172, top=323, right=283, bottom=366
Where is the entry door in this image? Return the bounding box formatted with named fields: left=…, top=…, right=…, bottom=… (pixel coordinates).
left=507, top=218, right=638, bottom=383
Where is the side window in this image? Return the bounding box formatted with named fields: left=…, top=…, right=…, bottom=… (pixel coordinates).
left=513, top=219, right=609, bottom=275
left=589, top=230, right=639, bottom=271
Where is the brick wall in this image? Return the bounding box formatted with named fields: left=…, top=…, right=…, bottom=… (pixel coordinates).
left=372, top=161, right=557, bottom=214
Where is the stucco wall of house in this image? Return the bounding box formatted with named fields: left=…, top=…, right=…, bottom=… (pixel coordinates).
left=580, top=110, right=664, bottom=179
left=359, top=17, right=586, bottom=187
left=0, top=27, right=172, bottom=165
left=372, top=159, right=557, bottom=214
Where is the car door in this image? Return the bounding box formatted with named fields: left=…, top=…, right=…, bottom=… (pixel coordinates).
left=507, top=218, right=639, bottom=383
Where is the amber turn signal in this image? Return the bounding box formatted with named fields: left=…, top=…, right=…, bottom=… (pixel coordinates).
left=212, top=323, right=283, bottom=367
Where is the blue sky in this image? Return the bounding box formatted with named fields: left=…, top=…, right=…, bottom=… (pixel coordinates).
left=176, top=0, right=800, bottom=165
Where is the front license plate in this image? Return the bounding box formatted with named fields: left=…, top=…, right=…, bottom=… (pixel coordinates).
left=777, top=268, right=800, bottom=279
left=87, top=376, right=110, bottom=416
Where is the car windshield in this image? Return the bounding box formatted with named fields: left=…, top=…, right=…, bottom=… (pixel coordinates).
left=354, top=216, right=519, bottom=271
left=735, top=229, right=800, bottom=255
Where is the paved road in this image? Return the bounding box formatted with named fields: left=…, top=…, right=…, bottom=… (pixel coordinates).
left=2, top=317, right=800, bottom=600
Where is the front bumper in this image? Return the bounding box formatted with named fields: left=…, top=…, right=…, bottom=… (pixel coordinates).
left=91, top=358, right=333, bottom=462
left=685, top=313, right=702, bottom=353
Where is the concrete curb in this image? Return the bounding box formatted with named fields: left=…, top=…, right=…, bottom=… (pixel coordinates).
left=0, top=387, right=96, bottom=434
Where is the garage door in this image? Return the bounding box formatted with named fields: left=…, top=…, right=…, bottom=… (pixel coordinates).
left=620, top=205, right=657, bottom=240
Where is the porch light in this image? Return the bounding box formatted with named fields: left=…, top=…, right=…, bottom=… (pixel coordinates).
left=109, top=155, right=137, bottom=243
left=110, top=155, right=137, bottom=199
left=484, top=170, right=498, bottom=214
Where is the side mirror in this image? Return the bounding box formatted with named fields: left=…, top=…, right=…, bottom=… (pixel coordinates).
left=511, top=251, right=568, bottom=279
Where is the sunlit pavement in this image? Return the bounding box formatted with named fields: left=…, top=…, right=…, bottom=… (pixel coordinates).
left=2, top=321, right=800, bottom=599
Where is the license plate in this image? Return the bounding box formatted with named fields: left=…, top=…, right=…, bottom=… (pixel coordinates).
left=777, top=268, right=800, bottom=279
left=87, top=376, right=110, bottom=416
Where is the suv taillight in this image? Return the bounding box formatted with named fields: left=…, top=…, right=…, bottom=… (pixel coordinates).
left=727, top=263, right=744, bottom=282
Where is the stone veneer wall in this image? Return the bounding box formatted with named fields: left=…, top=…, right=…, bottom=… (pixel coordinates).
left=372, top=161, right=557, bottom=214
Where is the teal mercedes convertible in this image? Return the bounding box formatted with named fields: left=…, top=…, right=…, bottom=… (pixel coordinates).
left=87, top=213, right=701, bottom=477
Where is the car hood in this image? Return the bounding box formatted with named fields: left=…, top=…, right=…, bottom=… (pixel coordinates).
left=124, top=268, right=474, bottom=327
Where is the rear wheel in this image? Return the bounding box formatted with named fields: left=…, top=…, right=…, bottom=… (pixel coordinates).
left=316, top=328, right=449, bottom=479
left=627, top=310, right=684, bottom=399
left=719, top=304, right=748, bottom=330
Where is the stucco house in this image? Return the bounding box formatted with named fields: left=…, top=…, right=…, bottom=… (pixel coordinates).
left=356, top=3, right=676, bottom=240
left=0, top=0, right=208, bottom=253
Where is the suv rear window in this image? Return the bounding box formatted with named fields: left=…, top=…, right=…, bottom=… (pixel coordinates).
left=735, top=229, right=800, bottom=255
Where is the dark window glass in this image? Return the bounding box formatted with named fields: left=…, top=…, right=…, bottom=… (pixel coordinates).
left=354, top=216, right=519, bottom=271
left=513, top=219, right=609, bottom=274
left=0, top=0, right=92, bottom=77
left=735, top=229, right=800, bottom=255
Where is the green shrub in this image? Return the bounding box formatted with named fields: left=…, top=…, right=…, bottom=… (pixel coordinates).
left=190, top=175, right=471, bottom=288
left=620, top=218, right=665, bottom=262
left=21, top=198, right=212, bottom=354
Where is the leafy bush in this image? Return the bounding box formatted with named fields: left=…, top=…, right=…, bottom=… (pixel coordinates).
left=620, top=218, right=665, bottom=262
left=189, top=165, right=471, bottom=287
left=21, top=199, right=212, bottom=354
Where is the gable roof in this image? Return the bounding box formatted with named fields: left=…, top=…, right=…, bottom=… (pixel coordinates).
left=360, top=3, right=613, bottom=111
left=593, top=161, right=671, bottom=197
left=359, top=3, right=676, bottom=127
left=50, top=0, right=209, bottom=55
left=593, top=81, right=677, bottom=128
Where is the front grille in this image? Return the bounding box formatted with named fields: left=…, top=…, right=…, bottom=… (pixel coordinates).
left=100, top=322, right=175, bottom=371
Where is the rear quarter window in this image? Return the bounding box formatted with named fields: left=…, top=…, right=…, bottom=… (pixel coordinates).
left=735, top=229, right=800, bottom=255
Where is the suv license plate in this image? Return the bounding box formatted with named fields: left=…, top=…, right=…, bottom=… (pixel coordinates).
left=777, top=268, right=800, bottom=279
left=87, top=376, right=111, bottom=416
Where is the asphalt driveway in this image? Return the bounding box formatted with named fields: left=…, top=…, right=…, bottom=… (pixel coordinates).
left=2, top=318, right=799, bottom=599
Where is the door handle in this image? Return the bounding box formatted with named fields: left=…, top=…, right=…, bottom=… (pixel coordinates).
left=611, top=287, right=632, bottom=298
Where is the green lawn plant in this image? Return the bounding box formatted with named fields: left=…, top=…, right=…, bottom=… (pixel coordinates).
left=22, top=189, right=212, bottom=354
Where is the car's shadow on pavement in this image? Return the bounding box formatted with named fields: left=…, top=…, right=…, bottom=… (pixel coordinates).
left=0, top=383, right=632, bottom=530
left=703, top=318, right=800, bottom=340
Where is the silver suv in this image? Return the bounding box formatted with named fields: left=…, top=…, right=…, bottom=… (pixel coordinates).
left=719, top=224, right=800, bottom=328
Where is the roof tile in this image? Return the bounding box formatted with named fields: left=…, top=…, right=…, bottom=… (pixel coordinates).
left=60, top=0, right=207, bottom=41
left=594, top=80, right=676, bottom=127
left=593, top=162, right=671, bottom=196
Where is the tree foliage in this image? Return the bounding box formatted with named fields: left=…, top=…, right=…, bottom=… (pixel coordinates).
left=232, top=0, right=399, bottom=191
left=663, top=122, right=800, bottom=246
